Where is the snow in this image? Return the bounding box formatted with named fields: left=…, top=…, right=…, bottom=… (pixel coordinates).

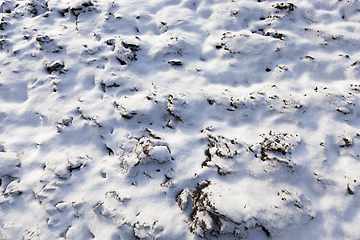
left=1, top=0, right=360, bottom=239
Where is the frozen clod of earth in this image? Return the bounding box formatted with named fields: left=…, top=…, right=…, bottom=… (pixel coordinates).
left=46, top=60, right=65, bottom=73
left=251, top=131, right=302, bottom=170
left=187, top=180, right=313, bottom=239
left=35, top=35, right=63, bottom=53
left=176, top=188, right=189, bottom=211
left=168, top=60, right=182, bottom=66
left=27, top=0, right=48, bottom=16
left=134, top=223, right=151, bottom=239
left=118, top=134, right=173, bottom=178
left=147, top=145, right=171, bottom=163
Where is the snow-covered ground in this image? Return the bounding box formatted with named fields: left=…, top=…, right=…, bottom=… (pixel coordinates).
left=1, top=0, right=360, bottom=239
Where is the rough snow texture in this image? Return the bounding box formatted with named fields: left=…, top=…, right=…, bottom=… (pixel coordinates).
left=1, top=0, right=360, bottom=239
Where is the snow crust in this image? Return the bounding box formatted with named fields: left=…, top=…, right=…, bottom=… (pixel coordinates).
left=1, top=0, right=360, bottom=239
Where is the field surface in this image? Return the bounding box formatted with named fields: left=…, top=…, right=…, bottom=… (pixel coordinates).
left=1, top=0, right=360, bottom=239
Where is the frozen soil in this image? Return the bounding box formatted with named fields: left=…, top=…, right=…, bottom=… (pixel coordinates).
left=1, top=0, right=360, bottom=239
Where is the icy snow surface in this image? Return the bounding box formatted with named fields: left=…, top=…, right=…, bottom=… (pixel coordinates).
left=1, top=0, right=360, bottom=239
